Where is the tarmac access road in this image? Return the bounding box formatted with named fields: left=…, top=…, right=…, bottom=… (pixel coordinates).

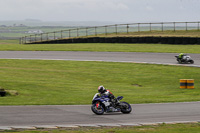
left=0, top=51, right=199, bottom=67
left=0, top=102, right=200, bottom=128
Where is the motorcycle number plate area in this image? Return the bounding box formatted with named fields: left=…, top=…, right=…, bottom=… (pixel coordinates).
left=103, top=101, right=110, bottom=106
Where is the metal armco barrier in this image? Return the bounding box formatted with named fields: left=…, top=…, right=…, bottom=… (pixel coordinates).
left=26, top=36, right=200, bottom=44
left=180, top=79, right=194, bottom=89
left=20, top=21, right=200, bottom=44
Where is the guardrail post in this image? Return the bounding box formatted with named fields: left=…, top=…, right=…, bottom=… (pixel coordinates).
left=105, top=26, right=107, bottom=36
left=186, top=22, right=188, bottom=31
left=173, top=22, right=176, bottom=31
left=127, top=24, right=129, bottom=34
left=150, top=23, right=152, bottom=32
left=77, top=29, right=79, bottom=37
left=115, top=24, right=118, bottom=35
left=138, top=23, right=140, bottom=32
left=161, top=23, right=164, bottom=32
left=95, top=27, right=97, bottom=36
left=69, top=30, right=71, bottom=38
left=86, top=28, right=88, bottom=36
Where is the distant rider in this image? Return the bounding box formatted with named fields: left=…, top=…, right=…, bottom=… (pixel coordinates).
left=98, top=85, right=118, bottom=105
left=179, top=53, right=186, bottom=61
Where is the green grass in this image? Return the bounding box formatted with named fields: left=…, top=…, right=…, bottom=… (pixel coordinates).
left=0, top=40, right=19, bottom=44
left=2, top=123, right=200, bottom=133
left=97, top=30, right=200, bottom=37
left=1, top=40, right=200, bottom=53
left=0, top=59, right=200, bottom=105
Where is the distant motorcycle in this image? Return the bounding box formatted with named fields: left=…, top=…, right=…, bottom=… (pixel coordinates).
left=175, top=55, right=194, bottom=64
left=91, top=93, right=132, bottom=115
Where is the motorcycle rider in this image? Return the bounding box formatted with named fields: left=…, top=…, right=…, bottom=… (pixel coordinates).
left=179, top=53, right=187, bottom=61
left=98, top=85, right=119, bottom=106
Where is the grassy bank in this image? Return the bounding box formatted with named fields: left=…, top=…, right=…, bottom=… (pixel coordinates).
left=97, top=30, right=200, bottom=37
left=1, top=40, right=200, bottom=53
left=1, top=123, right=200, bottom=133
left=0, top=59, right=199, bottom=105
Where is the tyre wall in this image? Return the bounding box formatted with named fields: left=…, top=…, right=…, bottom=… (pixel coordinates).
left=31, top=37, right=200, bottom=44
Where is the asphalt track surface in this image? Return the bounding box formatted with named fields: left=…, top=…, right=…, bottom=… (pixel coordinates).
left=0, top=51, right=200, bottom=129
left=0, top=102, right=200, bottom=129
left=0, top=51, right=199, bottom=67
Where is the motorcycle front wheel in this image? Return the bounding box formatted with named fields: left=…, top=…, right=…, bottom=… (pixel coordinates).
left=120, top=102, right=132, bottom=114
left=91, top=102, right=105, bottom=115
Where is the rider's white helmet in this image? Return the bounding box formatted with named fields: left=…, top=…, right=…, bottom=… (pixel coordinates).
left=98, top=85, right=105, bottom=94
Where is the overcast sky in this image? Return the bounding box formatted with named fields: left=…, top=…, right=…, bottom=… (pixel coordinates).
left=0, top=0, right=199, bottom=23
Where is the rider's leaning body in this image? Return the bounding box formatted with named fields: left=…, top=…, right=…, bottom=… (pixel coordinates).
left=179, top=53, right=186, bottom=61
left=97, top=85, right=117, bottom=104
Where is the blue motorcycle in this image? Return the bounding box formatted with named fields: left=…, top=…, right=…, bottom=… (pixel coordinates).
left=91, top=93, right=132, bottom=115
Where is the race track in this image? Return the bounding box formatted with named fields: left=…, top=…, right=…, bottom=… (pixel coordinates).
left=0, top=102, right=200, bottom=129
left=0, top=51, right=199, bottom=129
left=0, top=51, right=199, bottom=67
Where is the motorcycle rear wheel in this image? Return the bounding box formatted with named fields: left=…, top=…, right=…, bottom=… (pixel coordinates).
left=91, top=103, right=105, bottom=115
left=190, top=60, right=194, bottom=64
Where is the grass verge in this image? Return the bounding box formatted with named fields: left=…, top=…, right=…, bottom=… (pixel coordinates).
left=0, top=59, right=199, bottom=105
left=96, top=30, right=200, bottom=37
left=1, top=40, right=200, bottom=53
left=1, top=123, right=200, bottom=133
